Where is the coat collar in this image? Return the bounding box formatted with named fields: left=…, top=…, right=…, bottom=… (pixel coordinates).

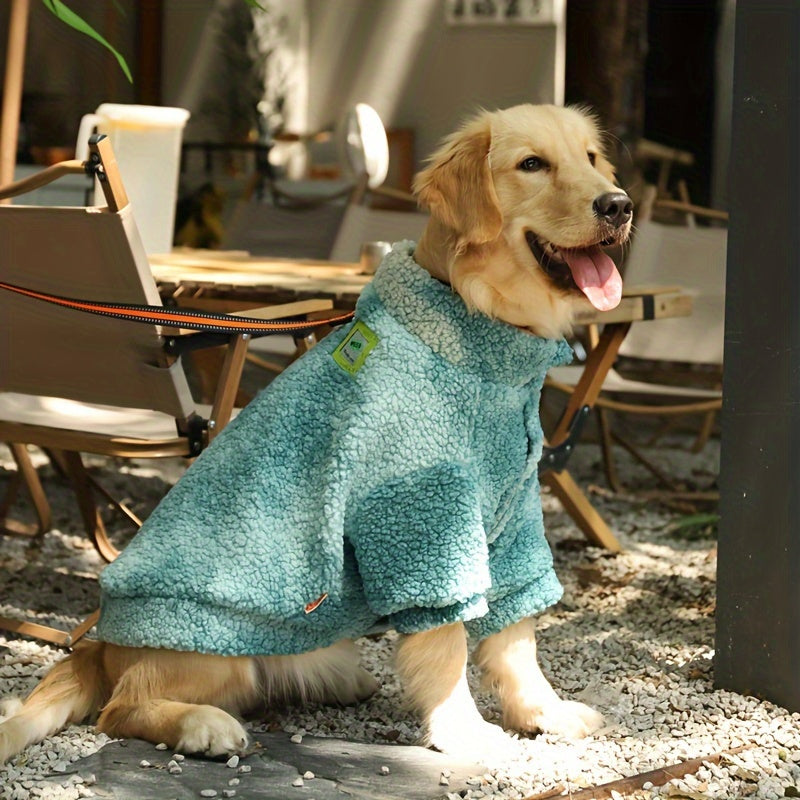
left=358, top=241, right=572, bottom=387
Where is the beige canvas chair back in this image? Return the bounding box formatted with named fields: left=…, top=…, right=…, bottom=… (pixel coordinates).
left=221, top=199, right=348, bottom=259
left=618, top=219, right=727, bottom=365
left=0, top=198, right=195, bottom=420
left=329, top=204, right=430, bottom=262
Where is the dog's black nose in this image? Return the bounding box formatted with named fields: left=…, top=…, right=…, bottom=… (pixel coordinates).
left=593, top=192, right=633, bottom=228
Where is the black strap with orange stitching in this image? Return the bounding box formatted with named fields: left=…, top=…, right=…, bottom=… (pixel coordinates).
left=0, top=280, right=355, bottom=337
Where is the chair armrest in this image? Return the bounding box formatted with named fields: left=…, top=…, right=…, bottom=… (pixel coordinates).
left=0, top=160, right=87, bottom=201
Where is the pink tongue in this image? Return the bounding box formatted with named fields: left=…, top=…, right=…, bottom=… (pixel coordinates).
left=563, top=246, right=622, bottom=311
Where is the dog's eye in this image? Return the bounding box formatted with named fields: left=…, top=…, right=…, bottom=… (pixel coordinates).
left=518, top=156, right=547, bottom=172
left=519, top=156, right=545, bottom=172
left=588, top=152, right=597, bottom=167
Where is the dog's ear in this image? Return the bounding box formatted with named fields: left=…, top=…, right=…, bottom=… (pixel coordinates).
left=413, top=115, right=503, bottom=246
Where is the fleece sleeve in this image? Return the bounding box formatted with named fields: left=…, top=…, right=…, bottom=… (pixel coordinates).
left=344, top=461, right=493, bottom=633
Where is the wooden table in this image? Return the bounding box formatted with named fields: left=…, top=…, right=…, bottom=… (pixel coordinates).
left=151, top=250, right=693, bottom=552
left=150, top=250, right=368, bottom=311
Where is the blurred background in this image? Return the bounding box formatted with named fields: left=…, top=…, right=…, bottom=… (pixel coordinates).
left=0, top=0, right=734, bottom=217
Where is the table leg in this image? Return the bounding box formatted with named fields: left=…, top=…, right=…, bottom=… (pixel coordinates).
left=543, top=321, right=630, bottom=551
left=542, top=469, right=621, bottom=552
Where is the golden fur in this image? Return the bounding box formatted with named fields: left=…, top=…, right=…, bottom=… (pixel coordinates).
left=0, top=104, right=630, bottom=765
left=415, top=104, right=626, bottom=337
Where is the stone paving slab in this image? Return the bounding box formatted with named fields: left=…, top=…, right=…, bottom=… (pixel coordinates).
left=43, top=732, right=482, bottom=799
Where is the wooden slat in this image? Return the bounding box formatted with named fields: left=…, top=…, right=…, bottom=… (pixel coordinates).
left=574, top=292, right=692, bottom=326
left=150, top=249, right=362, bottom=275
left=228, top=298, right=333, bottom=319
left=0, top=421, right=192, bottom=458
left=0, top=616, right=72, bottom=647
left=621, top=283, right=681, bottom=297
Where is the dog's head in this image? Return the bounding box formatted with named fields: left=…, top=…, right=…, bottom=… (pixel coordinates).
left=414, top=104, right=632, bottom=338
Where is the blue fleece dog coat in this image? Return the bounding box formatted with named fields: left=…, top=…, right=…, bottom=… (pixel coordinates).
left=98, top=242, right=573, bottom=656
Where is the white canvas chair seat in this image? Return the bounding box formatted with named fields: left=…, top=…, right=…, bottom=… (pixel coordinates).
left=0, top=393, right=238, bottom=441
left=548, top=366, right=722, bottom=402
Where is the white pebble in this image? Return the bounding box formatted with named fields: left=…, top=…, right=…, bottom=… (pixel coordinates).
left=168, top=764, right=183, bottom=775
left=173, top=753, right=185, bottom=762
left=226, top=754, right=239, bottom=768
left=292, top=777, right=304, bottom=787
left=228, top=778, right=240, bottom=786
left=139, top=760, right=151, bottom=768
left=155, top=742, right=168, bottom=750
left=303, top=770, right=315, bottom=779
left=238, top=765, right=252, bottom=773
left=223, top=792, right=236, bottom=799
left=200, top=791, right=218, bottom=798
left=290, top=734, right=303, bottom=744
left=380, top=765, right=390, bottom=775
left=440, top=775, right=450, bottom=786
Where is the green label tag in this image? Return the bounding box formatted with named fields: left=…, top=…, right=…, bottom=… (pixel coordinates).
left=332, top=320, right=379, bottom=375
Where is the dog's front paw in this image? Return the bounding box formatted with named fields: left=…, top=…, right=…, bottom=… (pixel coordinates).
left=176, top=705, right=249, bottom=757
left=427, top=717, right=519, bottom=764
left=506, top=699, right=603, bottom=739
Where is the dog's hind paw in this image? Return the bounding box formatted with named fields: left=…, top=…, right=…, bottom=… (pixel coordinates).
left=176, top=705, right=249, bottom=757
left=0, top=698, right=23, bottom=722
left=507, top=699, right=603, bottom=739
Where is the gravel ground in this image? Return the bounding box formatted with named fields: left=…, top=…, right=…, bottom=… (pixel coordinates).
left=1, top=431, right=799, bottom=800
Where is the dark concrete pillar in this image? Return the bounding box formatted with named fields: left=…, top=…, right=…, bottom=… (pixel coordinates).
left=716, top=0, right=800, bottom=711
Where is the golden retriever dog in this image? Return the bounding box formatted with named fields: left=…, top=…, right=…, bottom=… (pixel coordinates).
left=0, top=104, right=632, bottom=765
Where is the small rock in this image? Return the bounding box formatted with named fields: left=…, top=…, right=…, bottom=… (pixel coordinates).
left=168, top=764, right=183, bottom=775
left=292, top=777, right=304, bottom=787
left=440, top=775, right=450, bottom=786
left=238, top=764, right=252, bottom=773
left=303, top=770, right=315, bottom=780
left=200, top=791, right=218, bottom=798
left=228, top=778, right=240, bottom=786
left=139, top=760, right=151, bottom=768
left=223, top=792, right=236, bottom=799
left=380, top=765, right=390, bottom=775
left=155, top=742, right=168, bottom=750
left=226, top=754, right=239, bottom=769
left=290, top=734, right=303, bottom=744
left=173, top=753, right=185, bottom=762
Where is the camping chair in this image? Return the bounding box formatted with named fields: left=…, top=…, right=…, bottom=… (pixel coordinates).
left=0, top=136, right=338, bottom=646
left=329, top=202, right=430, bottom=263
left=546, top=209, right=727, bottom=491
left=221, top=103, right=395, bottom=259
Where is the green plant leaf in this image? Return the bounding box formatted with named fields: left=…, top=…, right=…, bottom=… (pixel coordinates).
left=243, top=0, right=268, bottom=9
left=40, top=0, right=132, bottom=83
left=669, top=512, right=720, bottom=531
